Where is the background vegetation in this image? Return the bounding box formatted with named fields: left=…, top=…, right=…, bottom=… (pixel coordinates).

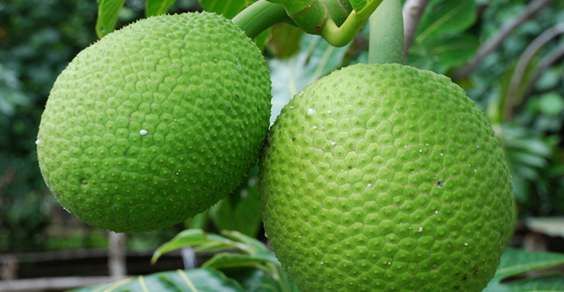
left=0, top=0, right=563, bottom=290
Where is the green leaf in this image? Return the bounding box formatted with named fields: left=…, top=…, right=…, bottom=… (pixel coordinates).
left=485, top=249, right=564, bottom=292
left=199, top=0, right=252, bottom=19
left=210, top=172, right=262, bottom=237
left=203, top=254, right=274, bottom=271
left=416, top=0, right=476, bottom=45
left=75, top=268, right=244, bottom=292
left=348, top=0, right=367, bottom=11
left=221, top=230, right=279, bottom=263
left=186, top=210, right=209, bottom=229
left=152, top=229, right=236, bottom=263
left=227, top=269, right=281, bottom=292
left=483, top=280, right=513, bottom=292
left=494, top=249, right=564, bottom=280
left=509, top=139, right=552, bottom=157
left=538, top=93, right=564, bottom=116
left=268, top=23, right=304, bottom=59
left=95, top=0, right=126, bottom=38
left=509, top=151, right=547, bottom=168
left=146, top=0, right=177, bottom=17
left=152, top=229, right=278, bottom=265
left=506, top=275, right=564, bottom=291
left=409, top=34, right=478, bottom=73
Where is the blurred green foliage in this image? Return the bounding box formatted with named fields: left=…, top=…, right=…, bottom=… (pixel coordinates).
left=471, top=1, right=564, bottom=215
left=0, top=0, right=98, bottom=250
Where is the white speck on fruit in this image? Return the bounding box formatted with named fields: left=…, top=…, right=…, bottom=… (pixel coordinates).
left=367, top=183, right=373, bottom=189
left=464, top=242, right=469, bottom=247
left=35, top=139, right=41, bottom=145
left=312, top=125, right=318, bottom=129
left=417, top=226, right=424, bottom=233
left=330, top=141, right=337, bottom=146
left=434, top=210, right=440, bottom=215
left=439, top=152, right=444, bottom=157
left=307, top=108, right=316, bottom=116
left=139, top=129, right=149, bottom=136
left=385, top=261, right=392, bottom=266
left=419, top=149, right=423, bottom=153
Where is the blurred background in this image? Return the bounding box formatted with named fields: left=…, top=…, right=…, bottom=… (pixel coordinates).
left=0, top=0, right=563, bottom=290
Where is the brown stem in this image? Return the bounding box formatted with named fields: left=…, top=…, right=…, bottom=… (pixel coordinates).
left=454, top=0, right=552, bottom=80
left=505, top=23, right=564, bottom=120
left=523, top=44, right=564, bottom=98
left=402, top=0, right=428, bottom=56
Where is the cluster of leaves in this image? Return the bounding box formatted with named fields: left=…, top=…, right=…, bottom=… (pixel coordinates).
left=77, top=229, right=564, bottom=291
left=77, top=229, right=298, bottom=292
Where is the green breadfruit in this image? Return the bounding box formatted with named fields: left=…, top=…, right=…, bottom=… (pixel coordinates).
left=261, top=64, right=515, bottom=292
left=37, top=12, right=271, bottom=232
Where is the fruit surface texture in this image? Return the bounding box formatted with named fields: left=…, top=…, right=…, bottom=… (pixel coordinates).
left=37, top=12, right=271, bottom=232
left=261, top=64, right=515, bottom=291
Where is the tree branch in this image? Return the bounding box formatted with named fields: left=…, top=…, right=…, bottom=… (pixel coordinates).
left=108, top=232, right=127, bottom=279
left=523, top=44, right=564, bottom=98
left=505, top=23, right=564, bottom=119
left=454, top=0, right=552, bottom=80
left=402, top=0, right=428, bottom=56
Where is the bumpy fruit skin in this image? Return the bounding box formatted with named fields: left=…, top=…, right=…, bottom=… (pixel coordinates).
left=37, top=12, right=271, bottom=232
left=262, top=64, right=515, bottom=292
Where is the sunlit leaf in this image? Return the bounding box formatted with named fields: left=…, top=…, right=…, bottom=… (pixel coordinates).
left=494, top=249, right=564, bottom=280
left=95, top=0, right=126, bottom=38
left=485, top=249, right=564, bottom=291
left=146, top=0, right=177, bottom=17
left=74, top=269, right=243, bottom=292
left=199, top=0, right=252, bottom=19
left=152, top=229, right=236, bottom=263
left=203, top=253, right=274, bottom=271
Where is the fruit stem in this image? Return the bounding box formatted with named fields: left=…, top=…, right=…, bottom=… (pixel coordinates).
left=321, top=0, right=383, bottom=47
left=368, top=0, right=404, bottom=64
left=233, top=0, right=291, bottom=39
